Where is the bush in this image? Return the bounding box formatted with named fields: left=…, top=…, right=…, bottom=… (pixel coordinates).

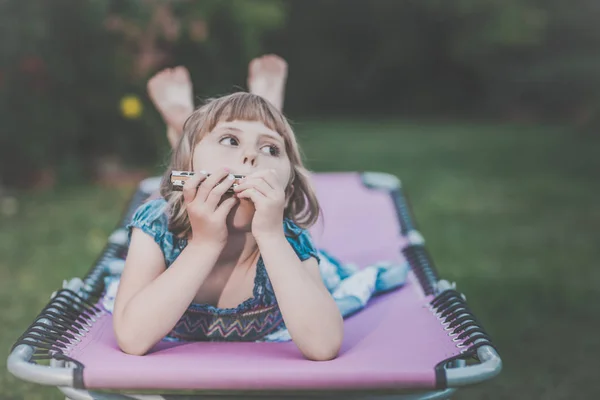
left=0, top=0, right=285, bottom=188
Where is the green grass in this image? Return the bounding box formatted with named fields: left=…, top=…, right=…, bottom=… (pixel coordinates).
left=2, top=119, right=599, bottom=399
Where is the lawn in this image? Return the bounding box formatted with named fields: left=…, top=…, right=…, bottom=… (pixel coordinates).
left=1, top=119, right=599, bottom=399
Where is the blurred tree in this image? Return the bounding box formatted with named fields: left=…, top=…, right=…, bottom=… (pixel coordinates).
left=0, top=0, right=117, bottom=188
left=0, top=0, right=285, bottom=189
left=432, top=0, right=600, bottom=121
left=266, top=0, right=600, bottom=122
left=105, top=0, right=282, bottom=78
left=2, top=0, right=600, bottom=190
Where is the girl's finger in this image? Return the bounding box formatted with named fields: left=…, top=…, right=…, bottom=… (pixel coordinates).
left=214, top=196, right=239, bottom=220
left=205, top=173, right=236, bottom=210
left=233, top=178, right=272, bottom=197
left=236, top=188, right=266, bottom=204
left=195, top=168, right=229, bottom=203
left=244, top=169, right=279, bottom=190
left=183, top=171, right=208, bottom=205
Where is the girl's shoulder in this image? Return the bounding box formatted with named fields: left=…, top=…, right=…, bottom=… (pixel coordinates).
left=283, top=219, right=320, bottom=263
left=126, top=198, right=171, bottom=247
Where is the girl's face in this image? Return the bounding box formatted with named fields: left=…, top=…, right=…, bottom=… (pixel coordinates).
left=191, top=119, right=292, bottom=231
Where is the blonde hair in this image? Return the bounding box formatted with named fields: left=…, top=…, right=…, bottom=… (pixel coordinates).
left=159, top=92, right=320, bottom=238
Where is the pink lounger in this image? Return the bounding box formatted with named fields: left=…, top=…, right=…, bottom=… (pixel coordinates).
left=8, top=172, right=501, bottom=400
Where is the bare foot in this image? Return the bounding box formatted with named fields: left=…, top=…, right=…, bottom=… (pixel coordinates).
left=247, top=54, right=288, bottom=111
left=147, top=66, right=194, bottom=139
left=166, top=126, right=180, bottom=149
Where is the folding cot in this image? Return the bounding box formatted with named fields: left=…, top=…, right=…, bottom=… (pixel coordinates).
left=8, top=171, right=502, bottom=399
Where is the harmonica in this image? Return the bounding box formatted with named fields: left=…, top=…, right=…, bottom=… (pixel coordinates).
left=170, top=170, right=245, bottom=192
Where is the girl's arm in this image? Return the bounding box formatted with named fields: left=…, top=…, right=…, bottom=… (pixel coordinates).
left=234, top=169, right=343, bottom=360
left=257, top=233, right=343, bottom=361
left=113, top=168, right=239, bottom=355
left=113, top=230, right=221, bottom=356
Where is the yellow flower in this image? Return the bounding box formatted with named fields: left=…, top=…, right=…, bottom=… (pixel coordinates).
left=120, top=95, right=143, bottom=119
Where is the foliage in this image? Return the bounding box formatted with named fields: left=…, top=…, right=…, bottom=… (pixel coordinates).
left=2, top=0, right=600, bottom=188
left=0, top=0, right=285, bottom=187
left=264, top=0, right=600, bottom=119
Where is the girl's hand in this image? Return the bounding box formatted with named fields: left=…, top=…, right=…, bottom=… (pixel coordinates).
left=183, top=168, right=239, bottom=247
left=233, top=169, right=285, bottom=239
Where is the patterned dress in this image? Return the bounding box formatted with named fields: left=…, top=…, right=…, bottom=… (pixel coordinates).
left=126, top=198, right=319, bottom=342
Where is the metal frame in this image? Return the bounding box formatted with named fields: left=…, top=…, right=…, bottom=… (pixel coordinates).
left=6, top=172, right=501, bottom=400
left=362, top=171, right=502, bottom=389
left=57, top=387, right=459, bottom=400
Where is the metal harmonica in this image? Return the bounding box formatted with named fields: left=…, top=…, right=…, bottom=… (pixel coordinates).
left=170, top=170, right=245, bottom=192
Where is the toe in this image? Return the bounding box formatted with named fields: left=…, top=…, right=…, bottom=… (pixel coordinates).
left=173, top=66, right=190, bottom=82
left=249, top=58, right=261, bottom=74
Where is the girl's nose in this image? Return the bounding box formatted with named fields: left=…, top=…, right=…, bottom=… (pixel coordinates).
left=242, top=148, right=258, bottom=167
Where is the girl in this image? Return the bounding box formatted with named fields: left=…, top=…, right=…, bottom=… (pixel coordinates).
left=113, top=92, right=344, bottom=361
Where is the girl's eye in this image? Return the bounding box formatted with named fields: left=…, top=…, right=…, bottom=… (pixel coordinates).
left=220, top=137, right=238, bottom=146
left=260, top=144, right=280, bottom=157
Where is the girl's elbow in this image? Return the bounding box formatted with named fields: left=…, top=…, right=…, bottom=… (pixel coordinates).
left=114, top=323, right=152, bottom=356
left=304, top=325, right=344, bottom=361
left=116, top=334, right=151, bottom=356
left=303, top=339, right=342, bottom=361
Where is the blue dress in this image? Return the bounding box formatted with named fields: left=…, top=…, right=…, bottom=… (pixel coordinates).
left=126, top=198, right=319, bottom=342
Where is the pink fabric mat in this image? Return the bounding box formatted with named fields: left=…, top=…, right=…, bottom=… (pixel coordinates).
left=62, top=172, right=463, bottom=391
left=308, top=172, right=406, bottom=267
left=66, top=273, right=461, bottom=391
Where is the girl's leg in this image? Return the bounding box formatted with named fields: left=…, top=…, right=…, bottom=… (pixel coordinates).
left=247, top=54, right=288, bottom=112
left=166, top=125, right=180, bottom=150
left=147, top=66, right=194, bottom=147
left=148, top=55, right=289, bottom=150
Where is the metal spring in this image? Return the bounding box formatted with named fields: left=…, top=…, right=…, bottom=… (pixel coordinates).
left=402, top=244, right=440, bottom=296
left=430, top=289, right=497, bottom=358
left=10, top=185, right=152, bottom=364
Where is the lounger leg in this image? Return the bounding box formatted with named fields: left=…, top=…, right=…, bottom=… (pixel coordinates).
left=366, top=388, right=456, bottom=400
left=60, top=387, right=167, bottom=400
left=59, top=389, right=457, bottom=400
